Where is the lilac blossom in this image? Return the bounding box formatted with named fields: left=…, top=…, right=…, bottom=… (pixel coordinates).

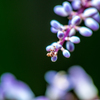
left=46, top=0, right=100, bottom=62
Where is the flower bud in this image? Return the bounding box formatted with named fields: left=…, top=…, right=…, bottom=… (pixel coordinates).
left=71, top=0, right=81, bottom=10
left=71, top=16, right=81, bottom=25
left=78, top=27, right=93, bottom=37
left=57, top=31, right=64, bottom=39
left=54, top=5, right=68, bottom=17
left=66, top=41, right=75, bottom=52
left=46, top=45, right=54, bottom=51
left=91, top=0, right=100, bottom=10
left=62, top=50, right=70, bottom=58
left=92, top=13, right=100, bottom=23
left=51, top=56, right=58, bottom=62
left=83, top=8, right=98, bottom=17
left=52, top=42, right=62, bottom=49
left=69, top=28, right=76, bottom=36
left=62, top=1, right=72, bottom=14
left=69, top=36, right=80, bottom=44
left=85, top=18, right=99, bottom=31
left=50, top=27, right=58, bottom=33
left=50, top=20, right=62, bottom=29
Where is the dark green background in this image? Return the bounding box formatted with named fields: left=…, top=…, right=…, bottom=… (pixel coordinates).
left=0, top=0, right=100, bottom=96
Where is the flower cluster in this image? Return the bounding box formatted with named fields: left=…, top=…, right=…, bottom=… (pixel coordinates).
left=44, top=65, right=99, bottom=100
left=46, top=0, right=100, bottom=62
left=0, top=73, right=49, bottom=100
left=0, top=73, right=35, bottom=100
left=0, top=66, right=99, bottom=100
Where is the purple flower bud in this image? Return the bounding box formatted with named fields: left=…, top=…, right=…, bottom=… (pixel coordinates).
left=83, top=8, right=98, bottom=17
left=69, top=28, right=76, bottom=36
left=46, top=45, right=52, bottom=51
left=50, top=20, right=61, bottom=29
left=57, top=44, right=62, bottom=49
left=71, top=16, right=81, bottom=25
left=51, top=42, right=62, bottom=50
left=62, top=1, right=72, bottom=14
left=69, top=36, right=80, bottom=44
left=46, top=45, right=54, bottom=51
left=66, top=41, right=75, bottom=52
left=57, top=31, right=64, bottom=39
left=51, top=56, right=57, bottom=62
left=50, top=27, right=58, bottom=33
left=62, top=50, right=70, bottom=58
left=92, top=13, right=100, bottom=23
left=85, top=18, right=99, bottom=31
left=54, top=5, right=68, bottom=17
left=71, top=0, right=81, bottom=10
left=91, top=0, right=100, bottom=10
left=52, top=42, right=58, bottom=46
left=78, top=27, right=93, bottom=37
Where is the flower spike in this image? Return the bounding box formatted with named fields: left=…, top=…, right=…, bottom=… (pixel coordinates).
left=46, top=0, right=100, bottom=62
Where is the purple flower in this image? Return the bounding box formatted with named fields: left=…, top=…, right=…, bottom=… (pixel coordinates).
left=54, top=5, right=68, bottom=17
left=71, top=0, right=81, bottom=10
left=57, top=31, right=64, bottom=39
left=45, top=71, right=72, bottom=100
left=66, top=41, right=75, bottom=52
left=84, top=18, right=99, bottom=31
left=92, top=13, right=100, bottom=23
left=78, top=27, right=93, bottom=37
left=51, top=55, right=58, bottom=62
left=44, top=66, right=99, bottom=100
left=62, top=49, right=71, bottom=58
left=68, top=65, right=98, bottom=100
left=0, top=73, right=35, bottom=100
left=63, top=1, right=72, bottom=14
left=46, top=0, right=100, bottom=62
left=83, top=8, right=98, bottom=17
left=71, top=16, right=81, bottom=25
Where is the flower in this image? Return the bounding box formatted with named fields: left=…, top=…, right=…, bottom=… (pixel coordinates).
left=44, top=65, right=99, bottom=100
left=0, top=73, right=35, bottom=100
left=46, top=0, right=100, bottom=62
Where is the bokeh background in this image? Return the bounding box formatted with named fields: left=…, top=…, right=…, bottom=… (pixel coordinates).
left=0, top=0, right=100, bottom=96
